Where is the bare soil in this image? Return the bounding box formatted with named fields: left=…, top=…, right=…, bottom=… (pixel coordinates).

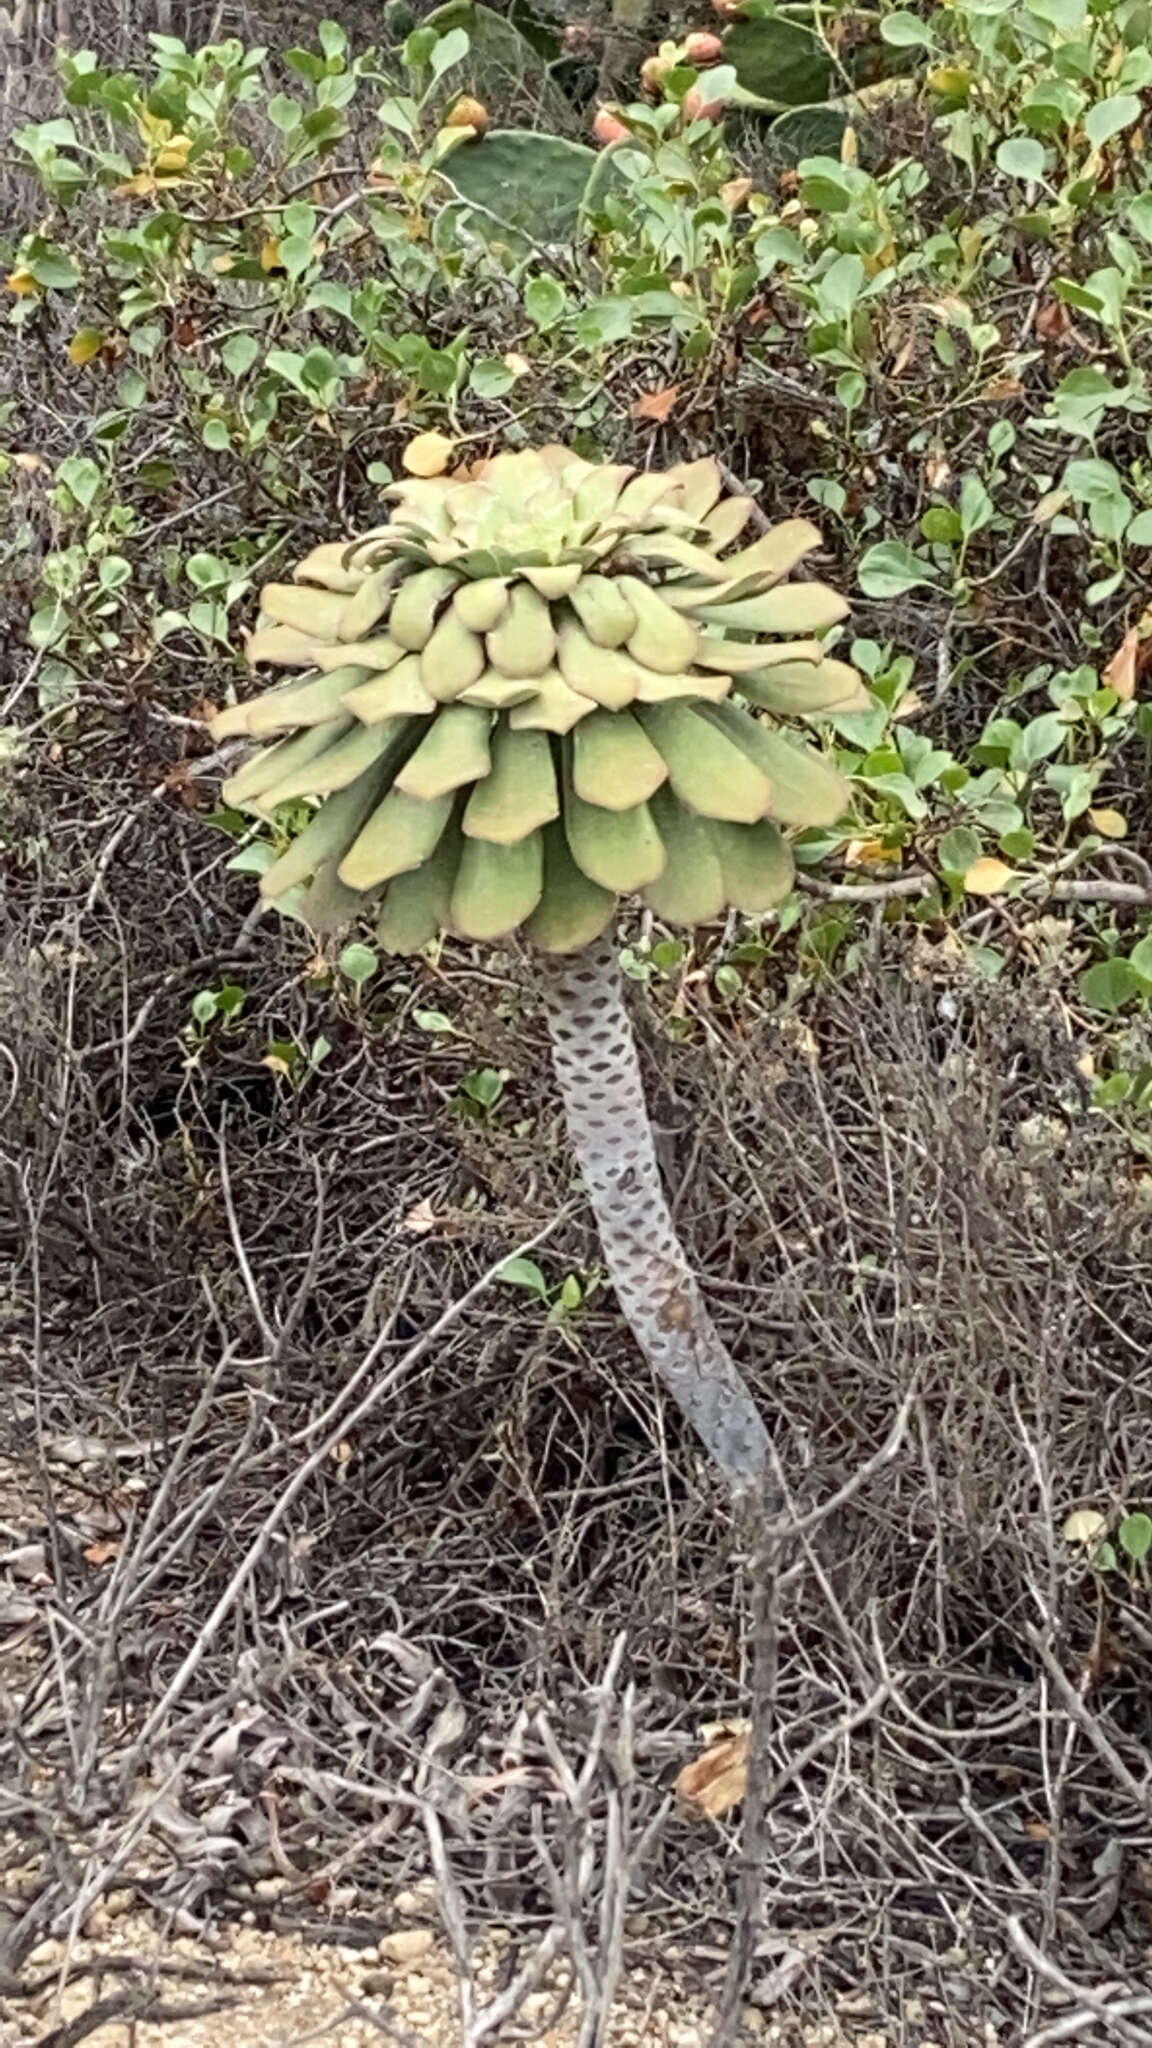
left=3, top=1915, right=737, bottom=2048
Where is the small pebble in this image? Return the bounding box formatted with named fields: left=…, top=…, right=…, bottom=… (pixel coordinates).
left=378, top=1927, right=435, bottom=1964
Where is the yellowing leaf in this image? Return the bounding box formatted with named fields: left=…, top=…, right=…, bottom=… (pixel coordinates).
left=963, top=857, right=1014, bottom=896
left=1032, top=488, right=1069, bottom=526
left=136, top=107, right=173, bottom=146
left=114, top=173, right=160, bottom=199
left=928, top=65, right=973, bottom=98
left=1088, top=807, right=1128, bottom=839
left=67, top=328, right=104, bottom=366
left=260, top=237, right=283, bottom=272
left=154, top=135, right=193, bottom=174
left=6, top=269, right=41, bottom=298
left=844, top=838, right=902, bottom=867
left=675, top=1723, right=750, bottom=1818
left=403, top=430, right=456, bottom=478
left=1064, top=1508, right=1107, bottom=1546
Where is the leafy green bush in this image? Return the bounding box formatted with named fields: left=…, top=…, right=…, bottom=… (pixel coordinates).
left=5, top=0, right=1152, bottom=1053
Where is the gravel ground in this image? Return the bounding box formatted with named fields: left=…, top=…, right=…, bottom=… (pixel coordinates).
left=0, top=1913, right=831, bottom=2047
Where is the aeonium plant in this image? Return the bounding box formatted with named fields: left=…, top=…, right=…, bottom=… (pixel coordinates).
left=212, top=445, right=865, bottom=1494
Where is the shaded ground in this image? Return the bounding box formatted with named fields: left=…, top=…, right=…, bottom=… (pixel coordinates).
left=4, top=765, right=1152, bottom=2038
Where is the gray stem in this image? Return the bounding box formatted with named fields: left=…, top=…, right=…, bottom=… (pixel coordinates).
left=540, top=936, right=770, bottom=1494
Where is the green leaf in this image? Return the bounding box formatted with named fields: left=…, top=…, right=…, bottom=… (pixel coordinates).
left=430, top=24, right=469, bottom=77
left=27, top=242, right=81, bottom=289
left=817, top=252, right=864, bottom=322
left=939, top=825, right=981, bottom=874
left=577, top=297, right=634, bottom=347
left=497, top=1255, right=549, bottom=1299
left=186, top=551, right=228, bottom=589
left=203, top=418, right=231, bottom=451
left=959, top=473, right=994, bottom=538
left=1009, top=713, right=1066, bottom=771
left=279, top=233, right=316, bottom=279
left=836, top=370, right=865, bottom=413
left=191, top=990, right=218, bottom=1024
left=524, top=274, right=566, bottom=330
left=1128, top=934, right=1152, bottom=986
left=268, top=93, right=303, bottom=132
left=1126, top=190, right=1152, bottom=243
left=1083, top=94, right=1142, bottom=146
left=1119, top=1511, right=1152, bottom=1562
left=57, top=455, right=102, bottom=509
left=921, top=506, right=962, bottom=544
left=995, top=136, right=1047, bottom=180
left=405, top=26, right=439, bottom=67
left=221, top=332, right=260, bottom=378
left=462, top=1065, right=503, bottom=1107
left=301, top=345, right=337, bottom=391
left=442, top=127, right=601, bottom=243
left=1065, top=455, right=1127, bottom=503
left=856, top=541, right=940, bottom=597
left=339, top=941, right=379, bottom=986
left=469, top=357, right=517, bottom=398
left=880, top=10, right=935, bottom=43
left=266, top=349, right=308, bottom=392
left=1078, top=958, right=1143, bottom=1013
left=999, top=827, right=1035, bottom=861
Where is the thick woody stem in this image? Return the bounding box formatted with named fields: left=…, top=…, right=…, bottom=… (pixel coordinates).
left=540, top=936, right=769, bottom=1494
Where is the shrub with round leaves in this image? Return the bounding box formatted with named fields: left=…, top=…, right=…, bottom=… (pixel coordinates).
left=213, top=445, right=866, bottom=953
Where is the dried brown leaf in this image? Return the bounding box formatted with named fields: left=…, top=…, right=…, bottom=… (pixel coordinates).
left=632, top=385, right=679, bottom=424
left=675, top=1723, right=750, bottom=1817
left=1036, top=298, right=1071, bottom=341
left=1101, top=609, right=1152, bottom=701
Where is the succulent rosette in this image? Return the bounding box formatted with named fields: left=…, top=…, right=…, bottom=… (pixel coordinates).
left=212, top=445, right=866, bottom=952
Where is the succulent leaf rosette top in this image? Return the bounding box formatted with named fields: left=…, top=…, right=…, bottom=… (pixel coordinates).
left=213, top=446, right=866, bottom=953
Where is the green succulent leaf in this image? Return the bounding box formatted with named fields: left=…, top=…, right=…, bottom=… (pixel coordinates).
left=213, top=444, right=858, bottom=951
